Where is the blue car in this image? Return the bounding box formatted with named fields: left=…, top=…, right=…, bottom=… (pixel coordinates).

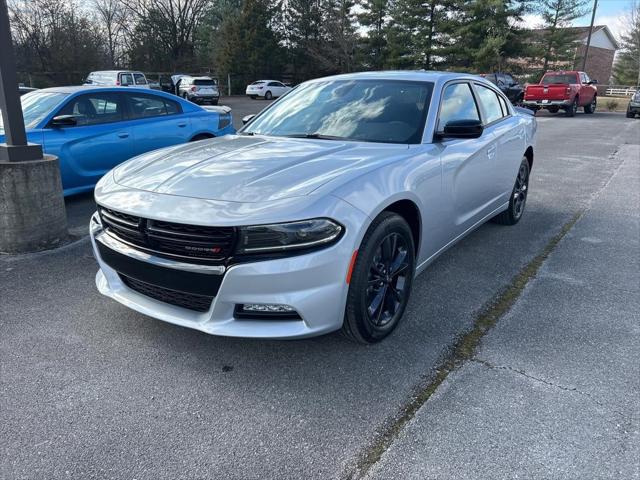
left=0, top=86, right=235, bottom=195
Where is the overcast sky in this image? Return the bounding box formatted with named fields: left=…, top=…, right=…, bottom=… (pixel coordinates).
left=521, top=0, right=634, bottom=41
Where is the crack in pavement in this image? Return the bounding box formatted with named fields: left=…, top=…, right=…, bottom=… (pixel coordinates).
left=470, top=358, right=633, bottom=421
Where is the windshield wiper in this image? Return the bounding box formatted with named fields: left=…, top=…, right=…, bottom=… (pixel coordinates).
left=282, top=133, right=349, bottom=141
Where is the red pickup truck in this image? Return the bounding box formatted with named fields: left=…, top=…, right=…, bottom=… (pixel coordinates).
left=523, top=71, right=598, bottom=117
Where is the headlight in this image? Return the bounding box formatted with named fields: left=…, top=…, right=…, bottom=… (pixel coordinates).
left=235, top=218, right=343, bottom=254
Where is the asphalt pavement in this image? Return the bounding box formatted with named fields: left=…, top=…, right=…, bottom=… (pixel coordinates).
left=1, top=109, right=638, bottom=480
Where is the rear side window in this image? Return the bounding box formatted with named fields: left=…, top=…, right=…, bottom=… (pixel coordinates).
left=56, top=93, right=124, bottom=126
left=126, top=93, right=182, bottom=119
left=437, top=83, right=480, bottom=131
left=475, top=85, right=504, bottom=124
left=134, top=73, right=147, bottom=85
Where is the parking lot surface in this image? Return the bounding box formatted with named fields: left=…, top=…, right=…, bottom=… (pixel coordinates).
left=1, top=110, right=638, bottom=479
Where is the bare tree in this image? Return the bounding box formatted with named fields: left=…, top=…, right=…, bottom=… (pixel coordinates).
left=93, top=0, right=128, bottom=67
left=124, top=0, right=211, bottom=69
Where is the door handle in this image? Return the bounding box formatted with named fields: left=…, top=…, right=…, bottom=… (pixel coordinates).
left=117, top=132, right=129, bottom=138
left=177, top=122, right=187, bottom=128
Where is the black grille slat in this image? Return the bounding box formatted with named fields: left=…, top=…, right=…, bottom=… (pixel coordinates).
left=120, top=275, right=213, bottom=312
left=99, top=207, right=236, bottom=262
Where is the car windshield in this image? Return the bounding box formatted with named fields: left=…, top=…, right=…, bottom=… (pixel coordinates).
left=0, top=91, right=68, bottom=132
left=541, top=74, right=577, bottom=84
left=242, top=79, right=434, bottom=144
left=251, top=81, right=265, bottom=85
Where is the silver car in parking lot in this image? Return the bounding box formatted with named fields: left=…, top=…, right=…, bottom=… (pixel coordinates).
left=90, top=71, right=536, bottom=343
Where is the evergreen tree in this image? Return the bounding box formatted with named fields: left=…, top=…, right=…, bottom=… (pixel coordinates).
left=284, top=0, right=324, bottom=81
left=310, top=0, right=359, bottom=73
left=358, top=0, right=389, bottom=69
left=613, top=1, right=640, bottom=85
left=446, top=0, right=527, bottom=72
left=535, top=0, right=588, bottom=72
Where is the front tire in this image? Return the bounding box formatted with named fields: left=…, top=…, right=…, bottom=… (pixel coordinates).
left=342, top=212, right=415, bottom=344
left=584, top=96, right=596, bottom=114
left=492, top=157, right=530, bottom=226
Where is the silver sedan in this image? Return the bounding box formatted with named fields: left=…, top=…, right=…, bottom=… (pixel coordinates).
left=90, top=71, right=536, bottom=343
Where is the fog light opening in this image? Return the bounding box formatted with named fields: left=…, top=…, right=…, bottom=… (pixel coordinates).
left=234, top=304, right=302, bottom=320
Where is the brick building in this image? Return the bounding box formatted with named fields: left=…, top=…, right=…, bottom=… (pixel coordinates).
left=526, top=25, right=619, bottom=83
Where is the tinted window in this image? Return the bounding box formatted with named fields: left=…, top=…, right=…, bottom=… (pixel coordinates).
left=475, top=85, right=503, bottom=124
left=437, top=83, right=480, bottom=131
left=127, top=93, right=181, bottom=118
left=194, top=79, right=215, bottom=86
left=56, top=93, right=124, bottom=126
left=243, top=79, right=433, bottom=144
left=541, top=73, right=578, bottom=84
left=134, top=73, right=147, bottom=85
left=503, top=74, right=515, bottom=85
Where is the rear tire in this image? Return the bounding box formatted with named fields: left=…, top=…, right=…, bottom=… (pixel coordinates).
left=565, top=97, right=578, bottom=117
left=548, top=106, right=559, bottom=114
left=492, top=157, right=530, bottom=226
left=584, top=96, right=596, bottom=114
left=264, top=91, right=273, bottom=100
left=342, top=212, right=415, bottom=344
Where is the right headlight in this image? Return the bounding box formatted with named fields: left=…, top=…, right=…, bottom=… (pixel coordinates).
left=235, top=218, right=343, bottom=254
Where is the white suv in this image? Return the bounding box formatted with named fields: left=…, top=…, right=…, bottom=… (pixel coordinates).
left=85, top=70, right=150, bottom=89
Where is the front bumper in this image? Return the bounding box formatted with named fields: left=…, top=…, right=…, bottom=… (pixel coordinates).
left=522, top=99, right=571, bottom=108
left=90, top=209, right=363, bottom=339
left=628, top=103, right=640, bottom=114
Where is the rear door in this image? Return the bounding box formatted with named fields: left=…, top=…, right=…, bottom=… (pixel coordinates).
left=436, top=81, right=498, bottom=235
left=125, top=92, right=191, bottom=155
left=42, top=92, right=131, bottom=192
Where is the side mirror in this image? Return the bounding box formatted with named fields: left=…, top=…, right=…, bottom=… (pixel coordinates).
left=50, top=115, right=78, bottom=127
left=242, top=114, right=256, bottom=125
left=588, top=79, right=598, bottom=85
left=438, top=119, right=483, bottom=140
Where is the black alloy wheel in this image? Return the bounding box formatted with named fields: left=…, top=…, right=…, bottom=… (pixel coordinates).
left=492, top=156, right=530, bottom=226
left=584, top=96, right=597, bottom=114
left=342, top=212, right=415, bottom=344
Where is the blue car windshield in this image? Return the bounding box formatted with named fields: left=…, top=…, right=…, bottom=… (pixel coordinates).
left=0, top=91, right=69, bottom=132
left=242, top=79, right=434, bottom=144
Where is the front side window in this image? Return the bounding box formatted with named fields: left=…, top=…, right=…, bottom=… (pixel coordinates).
left=437, top=83, right=480, bottom=132
left=127, top=94, right=181, bottom=119
left=134, top=74, right=147, bottom=85
left=475, top=85, right=503, bottom=124
left=56, top=93, right=124, bottom=126
left=120, top=73, right=133, bottom=86
left=242, top=79, right=433, bottom=144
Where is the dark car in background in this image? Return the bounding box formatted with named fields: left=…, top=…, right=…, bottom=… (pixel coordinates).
left=626, top=91, right=640, bottom=118
left=480, top=73, right=523, bottom=105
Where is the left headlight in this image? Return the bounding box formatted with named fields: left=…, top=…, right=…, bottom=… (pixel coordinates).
left=235, top=218, right=343, bottom=254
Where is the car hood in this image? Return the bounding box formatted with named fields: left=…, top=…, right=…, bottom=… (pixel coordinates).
left=113, top=135, right=409, bottom=203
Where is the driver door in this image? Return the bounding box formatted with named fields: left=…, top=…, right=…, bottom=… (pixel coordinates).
left=42, top=92, right=131, bottom=192
left=436, top=81, right=499, bottom=238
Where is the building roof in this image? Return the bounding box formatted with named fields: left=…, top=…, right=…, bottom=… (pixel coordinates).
left=528, top=25, right=619, bottom=50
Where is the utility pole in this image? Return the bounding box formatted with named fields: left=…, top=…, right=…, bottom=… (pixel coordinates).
left=0, top=0, right=67, bottom=253
left=581, top=0, right=598, bottom=72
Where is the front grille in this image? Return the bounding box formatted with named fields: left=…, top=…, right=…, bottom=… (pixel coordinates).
left=99, top=207, right=236, bottom=263
left=120, top=275, right=213, bottom=312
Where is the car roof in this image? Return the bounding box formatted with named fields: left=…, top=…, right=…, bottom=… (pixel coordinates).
left=306, top=70, right=482, bottom=84
left=89, top=70, right=144, bottom=74
left=34, top=85, right=167, bottom=95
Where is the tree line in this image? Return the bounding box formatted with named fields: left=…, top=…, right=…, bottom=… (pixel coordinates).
left=8, top=0, right=640, bottom=89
